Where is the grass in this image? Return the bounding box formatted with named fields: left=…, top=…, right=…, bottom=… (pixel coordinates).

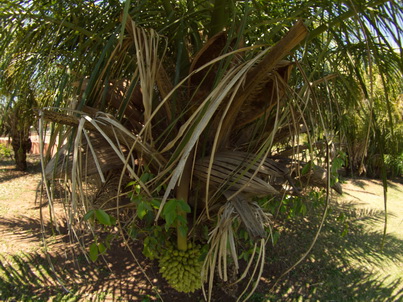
left=251, top=178, right=403, bottom=301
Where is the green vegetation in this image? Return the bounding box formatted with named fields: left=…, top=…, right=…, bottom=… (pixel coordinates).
left=0, top=144, right=12, bottom=160
left=159, top=242, right=203, bottom=293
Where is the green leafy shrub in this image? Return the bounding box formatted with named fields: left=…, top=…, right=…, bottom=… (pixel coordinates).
left=0, top=144, right=12, bottom=159
left=385, top=153, right=403, bottom=178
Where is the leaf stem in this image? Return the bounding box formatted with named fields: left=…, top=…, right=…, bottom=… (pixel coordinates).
left=175, top=151, right=194, bottom=251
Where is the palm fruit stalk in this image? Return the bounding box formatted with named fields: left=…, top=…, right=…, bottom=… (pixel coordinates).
left=158, top=153, right=203, bottom=292
left=176, top=153, right=192, bottom=251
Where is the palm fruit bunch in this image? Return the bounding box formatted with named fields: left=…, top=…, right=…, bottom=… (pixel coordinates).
left=158, top=242, right=203, bottom=293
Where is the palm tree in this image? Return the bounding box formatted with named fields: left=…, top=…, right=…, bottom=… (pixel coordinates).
left=1, top=0, right=402, bottom=299
left=0, top=88, right=36, bottom=170
left=0, top=0, right=122, bottom=169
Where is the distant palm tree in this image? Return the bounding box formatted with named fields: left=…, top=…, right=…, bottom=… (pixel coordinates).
left=0, top=89, right=36, bottom=170
left=1, top=0, right=402, bottom=298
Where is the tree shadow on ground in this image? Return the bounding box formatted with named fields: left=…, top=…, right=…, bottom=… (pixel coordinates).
left=254, top=199, right=403, bottom=302
left=0, top=213, right=163, bottom=300
left=349, top=178, right=368, bottom=189
left=0, top=156, right=41, bottom=183
left=0, top=240, right=216, bottom=301
left=349, top=177, right=403, bottom=191
left=0, top=217, right=66, bottom=244
left=0, top=221, right=243, bottom=301
left=1, top=176, right=402, bottom=301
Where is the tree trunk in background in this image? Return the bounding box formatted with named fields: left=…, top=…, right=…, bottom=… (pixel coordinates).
left=11, top=130, right=31, bottom=171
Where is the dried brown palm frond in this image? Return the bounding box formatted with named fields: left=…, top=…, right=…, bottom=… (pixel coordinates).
left=130, top=21, right=161, bottom=142
left=40, top=108, right=166, bottom=171
left=193, top=150, right=298, bottom=240
left=202, top=202, right=238, bottom=301
left=156, top=54, right=268, bottom=217
left=39, top=108, right=164, bottom=243
left=215, top=151, right=299, bottom=191
left=194, top=150, right=300, bottom=197
left=202, top=201, right=270, bottom=302
left=216, top=20, right=308, bottom=149
left=45, top=132, right=129, bottom=180
left=223, top=191, right=267, bottom=240
left=74, top=79, right=145, bottom=133
left=187, top=31, right=243, bottom=106
left=194, top=152, right=280, bottom=198
left=188, top=31, right=228, bottom=95
left=233, top=60, right=294, bottom=130
left=272, top=157, right=343, bottom=194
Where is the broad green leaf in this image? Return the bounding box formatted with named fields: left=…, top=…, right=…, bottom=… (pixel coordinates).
left=89, top=243, right=98, bottom=262
left=341, top=225, right=349, bottom=237
left=177, top=199, right=191, bottom=213
left=178, top=225, right=188, bottom=237
left=130, top=194, right=142, bottom=204
left=98, top=243, right=107, bottom=254
left=128, top=227, right=138, bottom=239
left=300, top=203, right=307, bottom=216
left=151, top=199, right=161, bottom=209
left=140, top=172, right=153, bottom=183
left=176, top=215, right=187, bottom=225
left=163, top=199, right=178, bottom=216
left=137, top=201, right=152, bottom=219
left=126, top=181, right=136, bottom=187
left=164, top=212, right=176, bottom=229
left=272, top=231, right=280, bottom=245
left=105, top=234, right=115, bottom=248
left=83, top=209, right=95, bottom=221
left=95, top=209, right=112, bottom=226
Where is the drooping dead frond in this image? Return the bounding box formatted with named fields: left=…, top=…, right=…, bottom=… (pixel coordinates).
left=187, top=31, right=244, bottom=111
left=217, top=20, right=308, bottom=148
left=299, top=161, right=343, bottom=194
left=40, top=108, right=166, bottom=170
left=202, top=202, right=239, bottom=302
left=188, top=31, right=228, bottom=98
left=193, top=150, right=285, bottom=239
left=193, top=150, right=301, bottom=204
left=156, top=56, right=268, bottom=218
left=224, top=191, right=267, bottom=239
left=45, top=132, right=129, bottom=180
left=130, top=20, right=162, bottom=142
left=234, top=60, right=294, bottom=130
left=202, top=201, right=271, bottom=302
left=194, top=152, right=280, bottom=198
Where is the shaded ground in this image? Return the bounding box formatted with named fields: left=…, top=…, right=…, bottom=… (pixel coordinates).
left=0, top=155, right=402, bottom=301
left=260, top=177, right=403, bottom=302
left=0, top=156, right=231, bottom=301
left=0, top=156, right=43, bottom=255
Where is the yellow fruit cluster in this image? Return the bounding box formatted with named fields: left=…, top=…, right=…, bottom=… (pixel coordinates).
left=159, top=242, right=203, bottom=293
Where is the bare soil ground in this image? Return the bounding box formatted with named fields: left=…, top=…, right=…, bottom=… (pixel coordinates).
left=0, top=155, right=402, bottom=301
left=0, top=160, right=42, bottom=255
left=0, top=156, right=232, bottom=301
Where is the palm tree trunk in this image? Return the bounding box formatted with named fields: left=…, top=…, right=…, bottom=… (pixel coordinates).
left=11, top=130, right=31, bottom=171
